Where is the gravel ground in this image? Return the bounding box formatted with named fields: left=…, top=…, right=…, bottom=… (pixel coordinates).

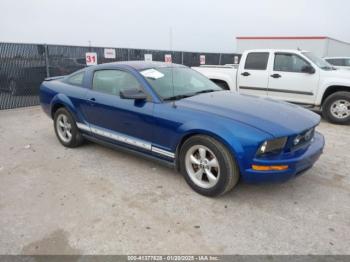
left=0, top=106, right=349, bottom=255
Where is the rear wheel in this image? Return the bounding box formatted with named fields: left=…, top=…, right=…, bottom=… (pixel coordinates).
left=322, top=92, right=350, bottom=124
left=179, top=135, right=240, bottom=197
left=54, top=108, right=84, bottom=147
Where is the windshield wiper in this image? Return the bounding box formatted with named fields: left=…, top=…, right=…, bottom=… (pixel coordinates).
left=192, top=89, right=220, bottom=95
left=163, top=89, right=220, bottom=101
left=321, top=66, right=333, bottom=70
left=163, top=94, right=194, bottom=101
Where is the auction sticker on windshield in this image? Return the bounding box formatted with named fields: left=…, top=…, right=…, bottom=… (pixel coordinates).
left=140, top=69, right=165, bottom=79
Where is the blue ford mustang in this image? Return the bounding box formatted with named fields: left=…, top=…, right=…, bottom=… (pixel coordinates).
left=40, top=61, right=325, bottom=196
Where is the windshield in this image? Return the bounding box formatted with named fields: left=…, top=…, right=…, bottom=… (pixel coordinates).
left=302, top=52, right=334, bottom=70
left=140, top=67, right=223, bottom=100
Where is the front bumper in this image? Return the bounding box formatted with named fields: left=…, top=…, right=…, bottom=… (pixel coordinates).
left=242, top=132, right=325, bottom=183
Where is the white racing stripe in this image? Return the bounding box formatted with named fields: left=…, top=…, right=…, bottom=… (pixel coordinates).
left=151, top=147, right=175, bottom=158
left=76, top=122, right=175, bottom=158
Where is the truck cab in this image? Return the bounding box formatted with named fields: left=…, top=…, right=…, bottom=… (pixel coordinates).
left=193, top=49, right=350, bottom=124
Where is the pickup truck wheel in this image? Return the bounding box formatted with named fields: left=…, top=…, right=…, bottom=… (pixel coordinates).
left=54, top=108, right=84, bottom=148
left=179, top=135, right=240, bottom=197
left=322, top=92, right=350, bottom=124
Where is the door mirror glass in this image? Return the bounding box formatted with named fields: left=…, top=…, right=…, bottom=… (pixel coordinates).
left=120, top=88, right=147, bottom=100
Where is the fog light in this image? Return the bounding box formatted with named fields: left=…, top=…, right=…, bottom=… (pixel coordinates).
left=252, top=165, right=289, bottom=171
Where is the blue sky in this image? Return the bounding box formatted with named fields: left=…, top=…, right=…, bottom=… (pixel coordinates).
left=1, top=0, right=349, bottom=52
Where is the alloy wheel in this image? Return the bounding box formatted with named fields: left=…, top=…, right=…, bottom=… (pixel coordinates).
left=185, top=145, right=220, bottom=189
left=330, top=99, right=350, bottom=119
left=56, top=114, right=73, bottom=143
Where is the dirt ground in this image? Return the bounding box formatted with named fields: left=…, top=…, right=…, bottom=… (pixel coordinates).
left=0, top=106, right=349, bottom=255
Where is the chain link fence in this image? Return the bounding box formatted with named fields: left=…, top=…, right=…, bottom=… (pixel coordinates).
left=0, top=42, right=240, bottom=110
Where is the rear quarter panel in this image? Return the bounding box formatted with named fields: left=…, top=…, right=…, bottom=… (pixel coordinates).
left=40, top=79, right=88, bottom=122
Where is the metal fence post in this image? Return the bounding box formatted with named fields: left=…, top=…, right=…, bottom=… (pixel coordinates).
left=181, top=52, right=184, bottom=64
left=44, top=44, right=50, bottom=78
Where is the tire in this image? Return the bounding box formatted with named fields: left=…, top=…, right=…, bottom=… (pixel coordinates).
left=179, top=135, right=240, bottom=197
left=322, top=91, right=350, bottom=124
left=53, top=108, right=84, bottom=148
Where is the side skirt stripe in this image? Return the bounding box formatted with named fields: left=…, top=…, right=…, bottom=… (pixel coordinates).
left=76, top=123, right=175, bottom=158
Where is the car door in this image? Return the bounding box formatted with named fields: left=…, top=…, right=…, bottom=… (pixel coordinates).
left=237, top=52, right=270, bottom=97
left=81, top=68, right=154, bottom=151
left=268, top=52, right=319, bottom=104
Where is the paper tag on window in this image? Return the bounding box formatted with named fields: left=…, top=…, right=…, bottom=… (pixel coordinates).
left=140, top=69, right=164, bottom=79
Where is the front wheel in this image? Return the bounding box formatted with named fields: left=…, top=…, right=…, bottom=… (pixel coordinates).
left=54, top=108, right=84, bottom=148
left=179, top=135, right=240, bottom=197
left=322, top=92, right=350, bottom=124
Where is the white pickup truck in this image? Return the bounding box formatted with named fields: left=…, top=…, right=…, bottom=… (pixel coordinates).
left=193, top=49, right=350, bottom=124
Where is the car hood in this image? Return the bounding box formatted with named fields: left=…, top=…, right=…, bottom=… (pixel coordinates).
left=176, top=91, right=320, bottom=137
left=325, top=68, right=350, bottom=78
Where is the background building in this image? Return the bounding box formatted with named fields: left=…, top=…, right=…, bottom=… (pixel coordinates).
left=236, top=36, right=350, bottom=57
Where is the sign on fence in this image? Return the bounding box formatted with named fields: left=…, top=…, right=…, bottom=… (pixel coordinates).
left=86, top=52, right=97, bottom=66
left=104, top=48, right=116, bottom=59
left=200, top=55, right=206, bottom=65
left=164, top=54, right=172, bottom=63
left=144, top=54, right=153, bottom=62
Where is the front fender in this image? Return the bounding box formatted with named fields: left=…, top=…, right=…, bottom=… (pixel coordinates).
left=316, top=79, right=350, bottom=105
left=174, top=119, right=271, bottom=172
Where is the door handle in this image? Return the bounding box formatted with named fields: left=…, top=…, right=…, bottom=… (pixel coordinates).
left=89, top=98, right=96, bottom=102
left=241, top=72, right=250, bottom=77
left=270, top=73, right=281, bottom=78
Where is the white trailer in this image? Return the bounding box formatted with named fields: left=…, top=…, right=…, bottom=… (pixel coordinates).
left=236, top=36, right=350, bottom=57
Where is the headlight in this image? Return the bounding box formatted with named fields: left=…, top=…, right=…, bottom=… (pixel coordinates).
left=293, top=128, right=315, bottom=147
left=257, top=137, right=287, bottom=155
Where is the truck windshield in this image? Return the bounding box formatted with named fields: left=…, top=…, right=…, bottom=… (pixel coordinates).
left=140, top=67, right=223, bottom=101
left=302, top=52, right=334, bottom=70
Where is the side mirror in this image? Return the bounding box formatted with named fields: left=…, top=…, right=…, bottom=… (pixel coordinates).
left=120, top=88, right=147, bottom=100
left=301, top=65, right=315, bottom=74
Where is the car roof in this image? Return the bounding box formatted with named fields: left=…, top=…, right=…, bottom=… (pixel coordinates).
left=94, top=61, right=187, bottom=70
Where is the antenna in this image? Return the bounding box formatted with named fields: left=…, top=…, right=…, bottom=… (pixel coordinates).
left=169, top=26, right=176, bottom=108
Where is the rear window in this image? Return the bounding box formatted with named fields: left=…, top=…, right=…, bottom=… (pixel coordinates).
left=325, top=59, right=345, bottom=66
left=244, top=52, right=269, bottom=70
left=67, top=72, right=84, bottom=86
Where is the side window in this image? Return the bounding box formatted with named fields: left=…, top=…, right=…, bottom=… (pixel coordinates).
left=345, top=59, right=350, bottom=66
left=326, top=59, right=345, bottom=66
left=67, top=72, right=84, bottom=86
left=92, top=70, right=140, bottom=96
left=244, top=52, right=269, bottom=70
left=274, top=53, right=310, bottom=73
